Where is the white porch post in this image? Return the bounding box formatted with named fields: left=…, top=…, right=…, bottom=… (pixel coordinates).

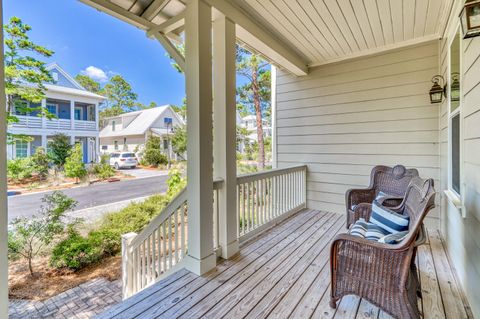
left=0, top=1, right=8, bottom=316
left=184, top=0, right=216, bottom=275
left=213, top=14, right=239, bottom=259
left=95, top=102, right=99, bottom=131
left=70, top=100, right=75, bottom=129
left=70, top=135, right=75, bottom=145
left=41, top=134, right=47, bottom=149
left=271, top=65, right=277, bottom=169
left=41, top=98, right=47, bottom=129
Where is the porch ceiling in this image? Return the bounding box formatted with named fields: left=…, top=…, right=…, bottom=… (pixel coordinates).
left=81, top=0, right=454, bottom=73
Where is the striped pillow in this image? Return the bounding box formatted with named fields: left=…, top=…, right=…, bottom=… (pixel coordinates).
left=370, top=200, right=409, bottom=234
left=351, top=191, right=389, bottom=210
left=379, top=231, right=409, bottom=244
left=349, top=218, right=390, bottom=241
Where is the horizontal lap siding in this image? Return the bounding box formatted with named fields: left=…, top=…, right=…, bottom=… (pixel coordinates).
left=275, top=42, right=440, bottom=228
left=439, top=3, right=480, bottom=314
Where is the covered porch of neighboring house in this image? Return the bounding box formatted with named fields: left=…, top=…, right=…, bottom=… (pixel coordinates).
left=1, top=0, right=480, bottom=318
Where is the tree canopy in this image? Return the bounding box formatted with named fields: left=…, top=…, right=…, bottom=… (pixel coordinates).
left=75, top=74, right=101, bottom=93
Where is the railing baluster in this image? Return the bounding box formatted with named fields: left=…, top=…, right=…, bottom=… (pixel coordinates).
left=162, top=222, right=167, bottom=272
left=157, top=227, right=161, bottom=276
left=168, top=215, right=173, bottom=269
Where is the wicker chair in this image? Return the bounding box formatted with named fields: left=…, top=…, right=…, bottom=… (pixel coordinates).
left=330, top=177, right=436, bottom=319
left=346, top=165, right=419, bottom=229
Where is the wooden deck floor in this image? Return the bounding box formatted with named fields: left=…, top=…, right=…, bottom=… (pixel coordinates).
left=99, top=209, right=472, bottom=319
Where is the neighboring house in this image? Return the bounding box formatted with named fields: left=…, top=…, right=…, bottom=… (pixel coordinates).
left=240, top=114, right=271, bottom=142
left=7, top=63, right=105, bottom=163
left=99, top=105, right=184, bottom=159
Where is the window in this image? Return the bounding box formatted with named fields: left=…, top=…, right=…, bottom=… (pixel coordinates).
left=163, top=139, right=169, bottom=150
left=112, top=121, right=116, bottom=131
left=74, top=107, right=83, bottom=120
left=14, top=100, right=28, bottom=115
left=449, top=30, right=462, bottom=197
left=114, top=141, right=118, bottom=150
left=46, top=103, right=58, bottom=116
left=15, top=140, right=28, bottom=158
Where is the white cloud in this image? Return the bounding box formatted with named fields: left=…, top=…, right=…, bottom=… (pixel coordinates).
left=81, top=66, right=108, bottom=82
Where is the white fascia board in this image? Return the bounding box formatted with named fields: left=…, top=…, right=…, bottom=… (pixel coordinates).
left=8, top=127, right=99, bottom=137
left=45, top=85, right=106, bottom=102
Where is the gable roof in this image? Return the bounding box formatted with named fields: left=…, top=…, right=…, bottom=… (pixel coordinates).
left=46, top=63, right=84, bottom=90
left=99, top=105, right=184, bottom=138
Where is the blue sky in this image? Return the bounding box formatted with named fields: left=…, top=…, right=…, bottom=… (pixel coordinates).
left=4, top=0, right=186, bottom=106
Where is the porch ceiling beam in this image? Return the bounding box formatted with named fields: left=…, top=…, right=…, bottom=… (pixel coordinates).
left=141, top=0, right=171, bottom=20
left=205, top=0, right=308, bottom=76
left=79, top=0, right=155, bottom=30
left=154, top=33, right=185, bottom=71
left=146, top=12, right=185, bottom=37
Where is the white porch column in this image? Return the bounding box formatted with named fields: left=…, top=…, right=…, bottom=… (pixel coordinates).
left=95, top=102, right=99, bottom=131
left=70, top=100, right=75, bottom=129
left=271, top=65, right=277, bottom=169
left=70, top=135, right=75, bottom=145
left=41, top=98, right=47, bottom=129
left=213, top=14, right=239, bottom=259
left=41, top=134, right=47, bottom=149
left=184, top=0, right=216, bottom=275
left=0, top=1, right=8, bottom=316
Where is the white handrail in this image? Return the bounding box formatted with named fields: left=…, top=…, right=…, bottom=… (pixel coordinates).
left=236, top=165, right=307, bottom=241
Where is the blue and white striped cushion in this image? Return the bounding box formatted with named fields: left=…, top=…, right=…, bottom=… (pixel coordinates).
left=378, top=231, right=409, bottom=244
left=349, top=218, right=390, bottom=241
left=370, top=200, right=409, bottom=234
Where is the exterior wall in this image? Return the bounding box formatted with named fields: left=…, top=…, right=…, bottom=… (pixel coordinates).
left=439, top=2, right=480, bottom=317
left=275, top=42, right=440, bottom=228
left=151, top=107, right=183, bottom=128
left=100, top=134, right=146, bottom=153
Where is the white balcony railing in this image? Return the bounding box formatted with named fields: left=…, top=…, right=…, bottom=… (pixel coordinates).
left=121, top=165, right=307, bottom=299
left=74, top=120, right=96, bottom=131
left=45, top=119, right=71, bottom=130
left=11, top=115, right=42, bottom=128
left=10, top=116, right=97, bottom=131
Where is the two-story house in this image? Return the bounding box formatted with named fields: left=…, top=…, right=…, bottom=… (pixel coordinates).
left=240, top=114, right=271, bottom=142
left=7, top=63, right=105, bottom=163
left=99, top=105, right=184, bottom=159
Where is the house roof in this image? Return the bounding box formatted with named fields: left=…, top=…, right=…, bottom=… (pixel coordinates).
left=45, top=63, right=106, bottom=101
left=99, top=105, right=183, bottom=138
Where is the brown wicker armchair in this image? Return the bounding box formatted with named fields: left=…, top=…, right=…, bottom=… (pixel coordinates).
left=330, top=177, right=436, bottom=319
left=346, top=165, right=419, bottom=229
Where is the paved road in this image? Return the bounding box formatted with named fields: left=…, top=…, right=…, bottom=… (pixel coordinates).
left=7, top=175, right=169, bottom=222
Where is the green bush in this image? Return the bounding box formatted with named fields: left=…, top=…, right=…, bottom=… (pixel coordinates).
left=7, top=158, right=35, bottom=181
left=64, top=144, right=87, bottom=182
left=91, top=162, right=115, bottom=180
left=166, top=169, right=186, bottom=198
left=48, top=133, right=72, bottom=168
left=31, top=147, right=50, bottom=178
left=143, top=136, right=167, bottom=167
left=50, top=230, right=102, bottom=270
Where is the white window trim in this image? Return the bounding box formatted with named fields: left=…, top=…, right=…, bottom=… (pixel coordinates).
left=13, top=100, right=30, bottom=116
left=46, top=102, right=58, bottom=116
left=446, top=25, right=464, bottom=206
left=14, top=140, right=30, bottom=158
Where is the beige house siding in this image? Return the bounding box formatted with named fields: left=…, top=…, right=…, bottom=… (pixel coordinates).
left=100, top=134, right=146, bottom=153
left=439, top=2, right=480, bottom=317
left=275, top=42, right=440, bottom=228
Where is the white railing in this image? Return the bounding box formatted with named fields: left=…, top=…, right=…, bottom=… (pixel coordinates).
left=236, top=165, right=307, bottom=240
left=11, top=115, right=42, bottom=128
left=74, top=120, right=96, bottom=131
left=122, top=188, right=188, bottom=299
left=121, top=165, right=307, bottom=299
left=46, top=118, right=71, bottom=130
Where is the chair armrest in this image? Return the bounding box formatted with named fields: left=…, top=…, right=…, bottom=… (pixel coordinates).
left=352, top=203, right=373, bottom=223
left=346, top=188, right=375, bottom=209
left=414, top=224, right=427, bottom=247
left=378, top=196, right=404, bottom=210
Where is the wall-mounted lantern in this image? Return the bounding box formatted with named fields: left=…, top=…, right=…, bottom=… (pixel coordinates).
left=460, top=0, right=480, bottom=39
left=429, top=75, right=445, bottom=104
left=450, top=73, right=460, bottom=102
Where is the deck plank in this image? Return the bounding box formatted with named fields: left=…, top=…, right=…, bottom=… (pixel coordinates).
left=98, top=210, right=471, bottom=319
left=156, top=210, right=328, bottom=318
left=177, top=211, right=334, bottom=318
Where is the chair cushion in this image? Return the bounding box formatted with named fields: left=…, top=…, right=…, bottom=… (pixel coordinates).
left=370, top=200, right=409, bottom=234
left=349, top=218, right=390, bottom=241
left=378, top=231, right=409, bottom=244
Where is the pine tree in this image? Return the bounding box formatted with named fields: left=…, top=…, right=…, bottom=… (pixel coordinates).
left=64, top=144, right=87, bottom=183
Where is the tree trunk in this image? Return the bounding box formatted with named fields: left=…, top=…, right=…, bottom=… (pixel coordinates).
left=252, top=65, right=265, bottom=170
left=28, top=256, right=33, bottom=276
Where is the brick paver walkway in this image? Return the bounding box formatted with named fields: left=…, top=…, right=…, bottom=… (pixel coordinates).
left=9, top=278, right=122, bottom=319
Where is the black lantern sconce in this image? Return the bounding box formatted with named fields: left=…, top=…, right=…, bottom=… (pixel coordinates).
left=460, top=0, right=480, bottom=39
left=429, top=75, right=446, bottom=104
left=450, top=73, right=460, bottom=102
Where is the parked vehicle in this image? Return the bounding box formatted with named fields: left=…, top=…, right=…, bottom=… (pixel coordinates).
left=109, top=152, right=138, bottom=169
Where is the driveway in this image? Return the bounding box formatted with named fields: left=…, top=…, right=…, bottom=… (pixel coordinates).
left=7, top=175, right=169, bottom=223
left=122, top=167, right=168, bottom=179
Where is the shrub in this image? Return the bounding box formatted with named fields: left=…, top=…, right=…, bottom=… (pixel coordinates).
left=31, top=147, right=50, bottom=178
left=91, top=162, right=115, bottom=180
left=8, top=191, right=77, bottom=275
left=166, top=169, right=186, bottom=199
left=64, top=144, right=87, bottom=183
left=50, top=230, right=102, bottom=270
left=143, top=136, right=168, bottom=167
left=48, top=133, right=72, bottom=168
left=7, top=158, right=35, bottom=181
